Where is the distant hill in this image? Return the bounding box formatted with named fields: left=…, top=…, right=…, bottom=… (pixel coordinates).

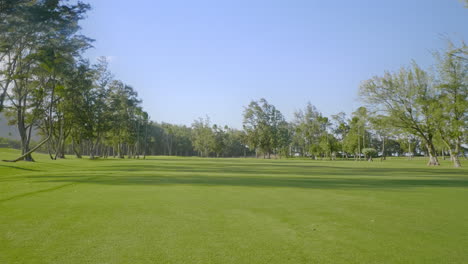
left=0, top=112, right=20, bottom=140
left=0, top=112, right=41, bottom=141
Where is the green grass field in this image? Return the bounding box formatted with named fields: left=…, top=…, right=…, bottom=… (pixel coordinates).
left=1, top=148, right=467, bottom=264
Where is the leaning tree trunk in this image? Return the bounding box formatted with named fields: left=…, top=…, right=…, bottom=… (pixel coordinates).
left=441, top=137, right=462, bottom=168
left=6, top=82, right=57, bottom=163
left=426, top=142, right=440, bottom=166
left=449, top=145, right=462, bottom=168
left=3, top=134, right=51, bottom=162
left=47, top=139, right=55, bottom=160
left=72, top=138, right=82, bottom=158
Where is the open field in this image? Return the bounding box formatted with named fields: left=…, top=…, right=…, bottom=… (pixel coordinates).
left=1, top=148, right=467, bottom=264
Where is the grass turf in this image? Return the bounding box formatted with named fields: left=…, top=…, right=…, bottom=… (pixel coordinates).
left=0, top=148, right=467, bottom=263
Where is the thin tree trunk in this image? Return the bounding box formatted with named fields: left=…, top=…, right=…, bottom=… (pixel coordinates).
left=48, top=138, right=55, bottom=160
left=449, top=145, right=462, bottom=168
left=426, top=142, right=440, bottom=166
left=54, top=117, right=64, bottom=159
left=143, top=120, right=148, bottom=159
left=72, top=138, right=82, bottom=158
left=381, top=136, right=386, bottom=161
left=441, top=137, right=462, bottom=168
left=89, top=137, right=100, bottom=160
left=408, top=137, right=413, bottom=160
left=357, top=127, right=361, bottom=161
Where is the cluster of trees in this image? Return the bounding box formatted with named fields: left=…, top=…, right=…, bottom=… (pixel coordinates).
left=360, top=41, right=467, bottom=167
left=0, top=1, right=150, bottom=161
left=241, top=99, right=404, bottom=161
left=243, top=99, right=290, bottom=158
left=191, top=118, right=251, bottom=157
left=142, top=120, right=251, bottom=157
left=0, top=1, right=466, bottom=168
left=239, top=40, right=467, bottom=168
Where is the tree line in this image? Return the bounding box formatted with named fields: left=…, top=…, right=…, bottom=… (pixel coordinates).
left=0, top=1, right=466, bottom=167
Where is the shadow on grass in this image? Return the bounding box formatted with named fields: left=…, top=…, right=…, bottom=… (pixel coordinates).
left=12, top=159, right=466, bottom=190
left=29, top=173, right=468, bottom=190
left=0, top=164, right=40, bottom=172
left=98, top=163, right=467, bottom=177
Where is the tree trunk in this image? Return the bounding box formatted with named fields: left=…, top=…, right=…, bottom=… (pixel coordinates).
left=441, top=137, right=462, bottom=168
left=3, top=135, right=50, bottom=162
left=72, top=138, right=82, bottom=158
left=17, top=112, right=34, bottom=161
left=89, top=137, right=100, bottom=160
left=118, top=141, right=123, bottom=158
left=143, top=121, right=148, bottom=160
left=380, top=137, right=386, bottom=161
left=408, top=138, right=413, bottom=160
left=426, top=143, right=440, bottom=166
left=449, top=145, right=462, bottom=168
left=54, top=118, right=65, bottom=159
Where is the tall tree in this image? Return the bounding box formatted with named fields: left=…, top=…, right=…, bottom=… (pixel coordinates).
left=1, top=0, right=91, bottom=161
left=433, top=41, right=467, bottom=167
left=212, top=124, right=227, bottom=157
left=293, top=103, right=323, bottom=158
left=343, top=116, right=361, bottom=160
left=243, top=98, right=286, bottom=158
left=331, top=112, right=350, bottom=158
left=369, top=115, right=394, bottom=161
left=360, top=62, right=441, bottom=166
left=107, top=80, right=141, bottom=159
left=192, top=117, right=215, bottom=157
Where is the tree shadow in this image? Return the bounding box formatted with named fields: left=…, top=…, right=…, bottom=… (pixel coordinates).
left=28, top=174, right=468, bottom=190
left=98, top=163, right=467, bottom=178
left=0, top=164, right=40, bottom=172
left=13, top=159, right=467, bottom=190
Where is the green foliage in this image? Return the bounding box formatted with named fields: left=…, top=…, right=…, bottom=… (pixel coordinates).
left=292, top=102, right=333, bottom=158
left=0, top=2, right=465, bottom=166
left=191, top=117, right=215, bottom=157
left=432, top=41, right=467, bottom=167
left=0, top=0, right=92, bottom=160
left=360, top=62, right=441, bottom=165
left=360, top=42, right=467, bottom=167
left=243, top=98, right=289, bottom=158
left=362, top=147, right=377, bottom=161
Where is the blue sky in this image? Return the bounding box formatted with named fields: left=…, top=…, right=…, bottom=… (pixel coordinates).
left=80, top=0, right=467, bottom=128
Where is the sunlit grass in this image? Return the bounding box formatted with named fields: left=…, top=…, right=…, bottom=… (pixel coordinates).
left=1, top=148, right=467, bottom=263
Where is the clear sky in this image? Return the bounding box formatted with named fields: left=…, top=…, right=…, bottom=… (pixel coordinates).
left=80, top=0, right=467, bottom=128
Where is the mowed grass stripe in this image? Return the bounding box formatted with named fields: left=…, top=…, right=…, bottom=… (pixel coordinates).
left=0, top=148, right=467, bottom=263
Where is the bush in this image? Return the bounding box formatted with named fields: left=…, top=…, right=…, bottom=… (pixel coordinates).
left=362, top=148, right=377, bottom=161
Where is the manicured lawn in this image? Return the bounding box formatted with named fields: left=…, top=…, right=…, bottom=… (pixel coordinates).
left=1, top=148, right=467, bottom=264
